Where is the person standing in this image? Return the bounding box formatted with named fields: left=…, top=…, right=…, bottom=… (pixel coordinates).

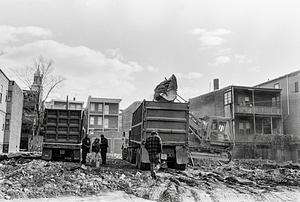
left=92, top=138, right=101, bottom=167
left=81, top=133, right=91, bottom=165
left=145, top=131, right=162, bottom=179
left=100, top=134, right=108, bottom=165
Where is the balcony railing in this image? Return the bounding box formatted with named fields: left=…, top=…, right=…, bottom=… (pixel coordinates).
left=235, top=106, right=281, bottom=115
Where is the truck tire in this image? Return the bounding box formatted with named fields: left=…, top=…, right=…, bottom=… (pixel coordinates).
left=176, top=164, right=187, bottom=171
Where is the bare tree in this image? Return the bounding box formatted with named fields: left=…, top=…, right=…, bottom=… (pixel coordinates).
left=16, top=56, right=65, bottom=137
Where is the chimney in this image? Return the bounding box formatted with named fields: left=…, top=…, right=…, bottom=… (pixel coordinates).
left=213, top=78, right=219, bottom=90
left=73, top=97, right=76, bottom=101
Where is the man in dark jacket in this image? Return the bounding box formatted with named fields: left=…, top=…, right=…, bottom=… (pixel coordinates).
left=81, top=133, right=91, bottom=165
left=100, top=134, right=108, bottom=165
left=145, top=131, right=162, bottom=179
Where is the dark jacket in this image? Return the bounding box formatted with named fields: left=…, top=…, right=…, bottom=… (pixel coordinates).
left=82, top=137, right=91, bottom=151
left=100, top=137, right=108, bottom=152
left=145, top=135, right=162, bottom=156
left=92, top=140, right=101, bottom=153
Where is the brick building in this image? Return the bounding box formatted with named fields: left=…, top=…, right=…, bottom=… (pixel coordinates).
left=0, top=70, right=9, bottom=153
left=256, top=70, right=300, bottom=163
left=3, top=81, right=23, bottom=153
left=190, top=85, right=287, bottom=161
left=120, top=101, right=141, bottom=135
left=120, top=101, right=141, bottom=146
left=85, top=96, right=122, bottom=154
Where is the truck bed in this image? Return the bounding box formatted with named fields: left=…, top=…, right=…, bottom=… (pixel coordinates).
left=130, top=101, right=189, bottom=146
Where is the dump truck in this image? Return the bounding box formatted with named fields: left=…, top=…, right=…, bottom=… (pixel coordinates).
left=42, top=108, right=84, bottom=162
left=124, top=100, right=189, bottom=170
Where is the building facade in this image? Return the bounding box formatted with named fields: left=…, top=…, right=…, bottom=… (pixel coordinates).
left=3, top=81, right=23, bottom=153
left=256, top=70, right=300, bottom=163
left=0, top=70, right=9, bottom=153
left=120, top=101, right=141, bottom=145
left=45, top=99, right=84, bottom=110
left=190, top=85, right=287, bottom=161
left=85, top=96, right=122, bottom=154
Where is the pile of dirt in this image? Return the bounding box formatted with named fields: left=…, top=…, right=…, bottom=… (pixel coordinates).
left=0, top=157, right=300, bottom=201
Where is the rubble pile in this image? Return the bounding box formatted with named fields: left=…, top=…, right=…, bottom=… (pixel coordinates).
left=0, top=157, right=299, bottom=201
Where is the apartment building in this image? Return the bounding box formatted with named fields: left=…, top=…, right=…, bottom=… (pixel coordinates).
left=85, top=96, right=122, bottom=154
left=190, top=85, right=286, bottom=161
left=0, top=70, right=9, bottom=153
left=256, top=70, right=300, bottom=163
left=45, top=98, right=84, bottom=110
left=3, top=81, right=23, bottom=153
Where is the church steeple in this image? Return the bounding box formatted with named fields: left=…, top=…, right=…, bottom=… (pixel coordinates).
left=31, top=67, right=42, bottom=92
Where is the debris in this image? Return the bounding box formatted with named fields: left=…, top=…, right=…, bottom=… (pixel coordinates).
left=0, top=156, right=299, bottom=201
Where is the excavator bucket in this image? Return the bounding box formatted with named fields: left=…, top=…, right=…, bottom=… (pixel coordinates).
left=154, top=74, right=178, bottom=102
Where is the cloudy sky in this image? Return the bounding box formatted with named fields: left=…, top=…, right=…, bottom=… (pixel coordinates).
left=0, top=0, right=300, bottom=108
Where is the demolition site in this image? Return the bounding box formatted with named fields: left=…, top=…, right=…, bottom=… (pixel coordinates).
left=0, top=68, right=300, bottom=201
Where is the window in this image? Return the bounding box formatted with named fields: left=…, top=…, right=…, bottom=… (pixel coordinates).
left=224, top=91, right=232, bottom=105
left=104, top=118, right=109, bottom=128
left=238, top=96, right=251, bottom=106
left=98, top=104, right=103, bottom=112
left=272, top=96, right=280, bottom=106
left=6, top=91, right=12, bottom=102
left=239, top=121, right=251, bottom=135
left=295, top=81, right=299, bottom=92
left=90, top=103, right=95, bottom=111
left=97, top=117, right=103, bottom=125
left=5, top=119, right=9, bottom=130
left=211, top=120, right=218, bottom=130
left=263, top=118, right=271, bottom=134
left=90, top=116, right=95, bottom=125
left=274, top=83, right=280, bottom=89
left=104, top=105, right=109, bottom=114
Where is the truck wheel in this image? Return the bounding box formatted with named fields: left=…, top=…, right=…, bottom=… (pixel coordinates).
left=176, top=163, right=186, bottom=171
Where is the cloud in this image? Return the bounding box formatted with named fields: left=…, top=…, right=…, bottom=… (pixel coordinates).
left=0, top=25, right=52, bottom=44
left=235, top=54, right=252, bottom=64
left=0, top=39, right=145, bottom=102
left=192, top=28, right=232, bottom=47
left=177, top=87, right=203, bottom=100
left=210, top=55, right=231, bottom=66
left=248, top=66, right=261, bottom=72
left=146, top=65, right=159, bottom=72
left=176, top=72, right=203, bottom=79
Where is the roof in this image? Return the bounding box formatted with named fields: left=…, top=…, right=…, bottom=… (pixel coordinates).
left=50, top=99, right=84, bottom=104
left=0, top=69, right=10, bottom=81
left=87, top=96, right=121, bottom=104
left=255, top=69, right=300, bottom=87
left=190, top=85, right=281, bottom=101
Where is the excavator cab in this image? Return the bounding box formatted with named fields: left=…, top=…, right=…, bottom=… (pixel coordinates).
left=208, top=117, right=233, bottom=144
left=189, top=115, right=234, bottom=163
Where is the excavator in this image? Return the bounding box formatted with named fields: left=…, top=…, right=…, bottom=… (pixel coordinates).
left=154, top=74, right=234, bottom=163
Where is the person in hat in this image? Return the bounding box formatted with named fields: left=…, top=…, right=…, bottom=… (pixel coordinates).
left=145, top=131, right=162, bottom=179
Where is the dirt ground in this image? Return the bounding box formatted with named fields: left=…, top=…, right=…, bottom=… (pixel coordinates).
left=0, top=154, right=300, bottom=202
